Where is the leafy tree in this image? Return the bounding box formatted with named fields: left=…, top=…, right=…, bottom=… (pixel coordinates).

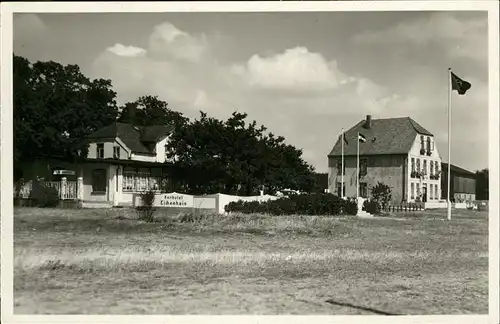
left=117, top=95, right=188, bottom=128
left=166, top=111, right=316, bottom=195
left=13, top=55, right=119, bottom=178
left=475, top=168, right=489, bottom=200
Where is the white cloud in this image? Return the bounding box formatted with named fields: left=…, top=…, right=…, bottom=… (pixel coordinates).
left=148, top=22, right=209, bottom=62
left=106, top=43, right=147, bottom=57
left=231, top=47, right=348, bottom=93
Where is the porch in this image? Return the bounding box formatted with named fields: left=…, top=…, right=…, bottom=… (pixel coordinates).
left=15, top=159, right=174, bottom=208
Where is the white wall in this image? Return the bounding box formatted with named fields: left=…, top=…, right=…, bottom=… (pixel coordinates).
left=88, top=139, right=130, bottom=159
left=154, top=135, right=170, bottom=163
left=130, top=153, right=157, bottom=162
left=407, top=134, right=442, bottom=202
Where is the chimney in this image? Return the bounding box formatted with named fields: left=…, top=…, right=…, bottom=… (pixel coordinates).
left=365, top=115, right=372, bottom=129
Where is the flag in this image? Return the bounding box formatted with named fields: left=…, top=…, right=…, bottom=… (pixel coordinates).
left=450, top=71, right=471, bottom=95
left=358, top=133, right=366, bottom=143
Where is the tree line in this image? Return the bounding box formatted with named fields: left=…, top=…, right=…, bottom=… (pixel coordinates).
left=13, top=55, right=325, bottom=195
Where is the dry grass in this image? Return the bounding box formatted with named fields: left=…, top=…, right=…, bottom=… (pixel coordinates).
left=14, top=207, right=488, bottom=315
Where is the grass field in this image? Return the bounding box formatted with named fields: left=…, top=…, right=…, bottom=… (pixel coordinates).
left=14, top=207, right=488, bottom=315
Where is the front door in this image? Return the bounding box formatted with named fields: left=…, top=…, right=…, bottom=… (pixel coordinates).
left=422, top=186, right=427, bottom=203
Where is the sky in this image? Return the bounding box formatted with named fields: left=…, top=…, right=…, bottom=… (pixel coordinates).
left=13, top=11, right=489, bottom=173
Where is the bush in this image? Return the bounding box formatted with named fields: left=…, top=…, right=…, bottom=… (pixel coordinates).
left=344, top=198, right=358, bottom=215
left=370, top=182, right=392, bottom=211
left=29, top=179, right=59, bottom=208
left=136, top=190, right=156, bottom=222
left=362, top=199, right=380, bottom=215
left=225, top=193, right=355, bottom=216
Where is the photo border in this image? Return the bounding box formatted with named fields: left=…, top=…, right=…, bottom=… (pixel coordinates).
left=1, top=1, right=498, bottom=324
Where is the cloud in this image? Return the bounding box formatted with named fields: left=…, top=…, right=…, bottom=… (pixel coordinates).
left=106, top=44, right=146, bottom=57
left=147, top=22, right=209, bottom=62
left=231, top=47, right=348, bottom=93
left=353, top=12, right=487, bottom=62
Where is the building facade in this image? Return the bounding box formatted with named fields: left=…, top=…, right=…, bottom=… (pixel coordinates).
left=441, top=163, right=476, bottom=202
left=328, top=115, right=442, bottom=204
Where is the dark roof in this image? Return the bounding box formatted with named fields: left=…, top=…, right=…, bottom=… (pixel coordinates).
left=328, top=117, right=434, bottom=157
left=87, top=122, right=174, bottom=154
left=139, top=124, right=174, bottom=142
left=441, top=162, right=476, bottom=177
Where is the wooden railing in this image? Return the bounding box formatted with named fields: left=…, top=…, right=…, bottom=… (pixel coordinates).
left=15, top=179, right=78, bottom=200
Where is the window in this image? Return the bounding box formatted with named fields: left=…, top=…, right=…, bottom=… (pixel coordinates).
left=436, top=184, right=440, bottom=199
left=360, top=159, right=368, bottom=176
left=435, top=162, right=439, bottom=176
left=416, top=159, right=420, bottom=172
left=420, top=135, right=425, bottom=150
left=423, top=160, right=427, bottom=176
left=113, top=146, right=120, bottom=159
left=411, top=183, right=415, bottom=199
left=360, top=183, right=368, bottom=198
left=137, top=168, right=151, bottom=192
left=416, top=183, right=420, bottom=199
left=123, top=167, right=136, bottom=192
left=430, top=161, right=434, bottom=176
left=91, top=169, right=106, bottom=193
left=430, top=184, right=433, bottom=200
left=427, top=137, right=431, bottom=152
left=411, top=158, right=415, bottom=172
left=96, top=143, right=104, bottom=159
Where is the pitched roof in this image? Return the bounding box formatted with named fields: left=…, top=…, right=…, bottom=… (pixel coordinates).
left=441, top=162, right=476, bottom=177
left=87, top=122, right=174, bottom=154
left=328, top=117, right=433, bottom=157
left=139, top=124, right=174, bottom=142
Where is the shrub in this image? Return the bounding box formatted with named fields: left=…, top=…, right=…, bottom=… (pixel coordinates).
left=362, top=199, right=380, bottom=215
left=370, top=182, right=392, bottom=211
left=226, top=193, right=354, bottom=216
left=136, top=190, right=156, bottom=222
left=29, top=179, right=59, bottom=208
left=344, top=198, right=358, bottom=215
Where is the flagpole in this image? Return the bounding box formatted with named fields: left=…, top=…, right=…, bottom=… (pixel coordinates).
left=447, top=68, right=452, bottom=221
left=341, top=128, right=344, bottom=198
left=356, top=132, right=360, bottom=200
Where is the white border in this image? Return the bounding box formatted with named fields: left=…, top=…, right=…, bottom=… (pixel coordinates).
left=1, top=2, right=498, bottom=324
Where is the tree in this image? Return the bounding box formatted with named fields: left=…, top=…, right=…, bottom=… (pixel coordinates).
left=475, top=168, right=489, bottom=200
left=13, top=55, right=119, bottom=177
left=166, top=111, right=316, bottom=195
left=117, top=95, right=188, bottom=128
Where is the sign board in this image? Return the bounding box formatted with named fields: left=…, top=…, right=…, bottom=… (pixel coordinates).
left=155, top=192, right=194, bottom=208
left=53, top=169, right=76, bottom=176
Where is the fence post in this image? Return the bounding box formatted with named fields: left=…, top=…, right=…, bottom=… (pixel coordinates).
left=60, top=177, right=67, bottom=200
left=77, top=177, right=84, bottom=201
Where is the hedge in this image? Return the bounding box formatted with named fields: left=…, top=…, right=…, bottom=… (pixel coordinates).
left=225, top=193, right=357, bottom=216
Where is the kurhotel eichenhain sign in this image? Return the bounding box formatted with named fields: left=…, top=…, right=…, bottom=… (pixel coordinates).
left=135, top=192, right=194, bottom=208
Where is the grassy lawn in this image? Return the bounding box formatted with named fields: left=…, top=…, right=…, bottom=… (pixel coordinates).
left=14, top=207, right=488, bottom=315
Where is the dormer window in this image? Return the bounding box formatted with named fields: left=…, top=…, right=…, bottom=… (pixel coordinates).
left=96, top=143, right=104, bottom=159
left=113, top=146, right=120, bottom=159
left=426, top=137, right=432, bottom=156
